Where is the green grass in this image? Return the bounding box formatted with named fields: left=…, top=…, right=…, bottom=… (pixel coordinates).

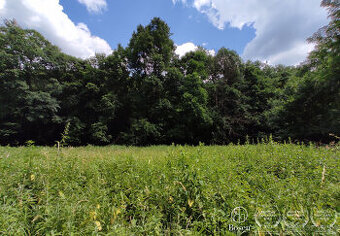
left=0, top=143, right=339, bottom=235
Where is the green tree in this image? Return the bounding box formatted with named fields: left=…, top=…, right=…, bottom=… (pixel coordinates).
left=0, top=20, right=67, bottom=144
left=274, top=1, right=340, bottom=141
left=206, top=48, right=249, bottom=143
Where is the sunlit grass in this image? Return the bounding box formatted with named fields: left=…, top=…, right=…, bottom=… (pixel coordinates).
left=0, top=144, right=338, bottom=235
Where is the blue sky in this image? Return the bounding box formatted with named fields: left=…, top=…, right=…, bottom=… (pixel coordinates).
left=60, top=0, right=255, bottom=55
left=0, top=0, right=329, bottom=65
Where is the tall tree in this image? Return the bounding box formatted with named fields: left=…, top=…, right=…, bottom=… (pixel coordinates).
left=122, top=17, right=176, bottom=145
left=207, top=48, right=249, bottom=143
left=274, top=1, right=340, bottom=141
left=0, top=20, right=68, bottom=144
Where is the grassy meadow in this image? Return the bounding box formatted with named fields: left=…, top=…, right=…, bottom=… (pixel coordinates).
left=0, top=143, right=339, bottom=235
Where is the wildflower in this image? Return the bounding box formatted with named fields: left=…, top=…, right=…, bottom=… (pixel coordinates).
left=90, top=211, right=97, bottom=220
left=111, top=208, right=121, bottom=224
left=188, top=199, right=194, bottom=208
left=59, top=191, right=65, bottom=198
left=30, top=174, right=35, bottom=181
left=95, top=221, right=102, bottom=231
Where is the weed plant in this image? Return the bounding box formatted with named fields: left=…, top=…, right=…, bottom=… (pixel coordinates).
left=0, top=143, right=338, bottom=235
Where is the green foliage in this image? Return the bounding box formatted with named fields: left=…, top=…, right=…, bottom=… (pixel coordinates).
left=0, top=144, right=338, bottom=234
left=268, top=2, right=340, bottom=142
left=59, top=122, right=70, bottom=147
left=0, top=20, right=73, bottom=145
left=0, top=7, right=339, bottom=146
left=121, top=119, right=161, bottom=145
left=90, top=122, right=111, bottom=144
left=25, top=140, right=35, bottom=147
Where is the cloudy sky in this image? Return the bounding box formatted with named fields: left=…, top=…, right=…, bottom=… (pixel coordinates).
left=0, top=0, right=329, bottom=65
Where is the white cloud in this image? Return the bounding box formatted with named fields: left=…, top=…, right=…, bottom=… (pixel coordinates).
left=174, top=0, right=329, bottom=65
left=193, top=0, right=210, bottom=10
left=0, top=0, right=5, bottom=10
left=175, top=42, right=215, bottom=57
left=172, top=0, right=187, bottom=4
left=207, top=49, right=215, bottom=56
left=77, top=0, right=107, bottom=13
left=0, top=0, right=112, bottom=58
left=265, top=41, right=315, bottom=66
left=176, top=42, right=198, bottom=57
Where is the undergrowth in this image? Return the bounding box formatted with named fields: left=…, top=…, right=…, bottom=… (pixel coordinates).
left=0, top=144, right=338, bottom=235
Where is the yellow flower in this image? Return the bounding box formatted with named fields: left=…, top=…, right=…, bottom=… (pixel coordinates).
left=58, top=191, right=65, bottom=198
left=30, top=174, right=35, bottom=181
left=188, top=199, right=194, bottom=208
left=90, top=211, right=97, bottom=220
left=95, top=221, right=102, bottom=231
left=97, top=204, right=100, bottom=209
left=111, top=208, right=121, bottom=224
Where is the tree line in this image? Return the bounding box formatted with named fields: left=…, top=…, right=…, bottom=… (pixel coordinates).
left=0, top=2, right=339, bottom=146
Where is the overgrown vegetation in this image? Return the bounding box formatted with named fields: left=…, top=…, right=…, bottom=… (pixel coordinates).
left=0, top=2, right=338, bottom=146
left=0, top=144, right=338, bottom=235
left=0, top=1, right=338, bottom=235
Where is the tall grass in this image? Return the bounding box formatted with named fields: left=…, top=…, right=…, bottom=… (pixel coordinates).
left=0, top=144, right=338, bottom=235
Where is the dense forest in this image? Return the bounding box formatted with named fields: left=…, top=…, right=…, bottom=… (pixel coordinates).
left=0, top=2, right=339, bottom=146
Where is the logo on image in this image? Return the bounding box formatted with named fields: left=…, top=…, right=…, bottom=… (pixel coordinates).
left=229, top=206, right=252, bottom=234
